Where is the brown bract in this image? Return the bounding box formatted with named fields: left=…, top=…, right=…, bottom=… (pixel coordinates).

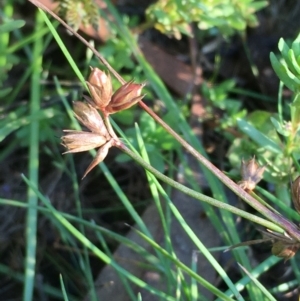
left=61, top=101, right=113, bottom=178
left=82, top=140, right=113, bottom=179
left=73, top=101, right=110, bottom=138
left=61, top=130, right=107, bottom=153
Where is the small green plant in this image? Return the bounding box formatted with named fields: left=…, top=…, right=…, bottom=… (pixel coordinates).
left=145, top=0, right=268, bottom=38
left=224, top=33, right=300, bottom=205
left=56, top=0, right=100, bottom=31
left=270, top=34, right=300, bottom=147
left=201, top=79, right=247, bottom=130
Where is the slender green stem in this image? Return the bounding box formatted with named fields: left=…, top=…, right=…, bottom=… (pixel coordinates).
left=131, top=228, right=235, bottom=301
left=0, top=2, right=13, bottom=80
left=23, top=10, right=43, bottom=301
left=134, top=124, right=243, bottom=300
left=21, top=176, right=177, bottom=301
left=137, top=101, right=300, bottom=238
left=249, top=191, right=282, bottom=215
left=0, top=263, right=79, bottom=301
left=69, top=161, right=97, bottom=301
left=117, top=143, right=283, bottom=233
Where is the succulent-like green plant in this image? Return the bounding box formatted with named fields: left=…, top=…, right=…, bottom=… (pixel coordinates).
left=145, top=0, right=268, bottom=38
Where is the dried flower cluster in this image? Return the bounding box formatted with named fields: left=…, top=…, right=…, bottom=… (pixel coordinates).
left=86, top=67, right=145, bottom=114
left=61, top=67, right=146, bottom=178
left=238, top=157, right=265, bottom=191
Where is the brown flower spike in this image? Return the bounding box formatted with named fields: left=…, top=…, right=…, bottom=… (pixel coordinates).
left=61, top=101, right=112, bottom=179
left=238, top=157, right=265, bottom=191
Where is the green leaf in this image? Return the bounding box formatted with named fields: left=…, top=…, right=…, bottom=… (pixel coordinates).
left=113, top=109, right=135, bottom=126
left=270, top=52, right=299, bottom=92
left=290, top=92, right=300, bottom=128
left=248, top=1, right=269, bottom=11
left=270, top=117, right=290, bottom=137
left=0, top=107, right=55, bottom=142
left=288, top=49, right=300, bottom=76
left=278, top=38, right=300, bottom=76
left=278, top=38, right=290, bottom=59
left=292, top=33, right=300, bottom=57
left=148, top=151, right=165, bottom=173
left=154, top=127, right=180, bottom=151
left=237, top=119, right=281, bottom=154
left=140, top=111, right=156, bottom=135
left=0, top=87, right=12, bottom=98
left=0, top=20, right=25, bottom=33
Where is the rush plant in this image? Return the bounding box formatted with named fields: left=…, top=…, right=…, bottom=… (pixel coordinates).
left=13, top=0, right=300, bottom=300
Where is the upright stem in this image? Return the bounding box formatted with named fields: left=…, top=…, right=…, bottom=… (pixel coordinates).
left=24, top=10, right=43, bottom=301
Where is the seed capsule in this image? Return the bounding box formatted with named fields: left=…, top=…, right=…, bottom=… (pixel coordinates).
left=238, top=157, right=265, bottom=191
left=86, top=67, right=112, bottom=109
left=106, top=81, right=145, bottom=114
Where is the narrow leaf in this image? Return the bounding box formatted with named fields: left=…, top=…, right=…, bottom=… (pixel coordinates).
left=0, top=20, right=25, bottom=33
left=270, top=52, right=298, bottom=92
left=237, top=119, right=281, bottom=153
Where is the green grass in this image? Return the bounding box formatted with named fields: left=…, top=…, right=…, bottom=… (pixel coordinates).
left=1, top=1, right=300, bottom=301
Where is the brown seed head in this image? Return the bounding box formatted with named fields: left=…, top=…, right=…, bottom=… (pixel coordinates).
left=238, top=157, right=265, bottom=191
left=86, top=67, right=112, bottom=109
left=106, top=81, right=146, bottom=114
left=291, top=176, right=300, bottom=214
